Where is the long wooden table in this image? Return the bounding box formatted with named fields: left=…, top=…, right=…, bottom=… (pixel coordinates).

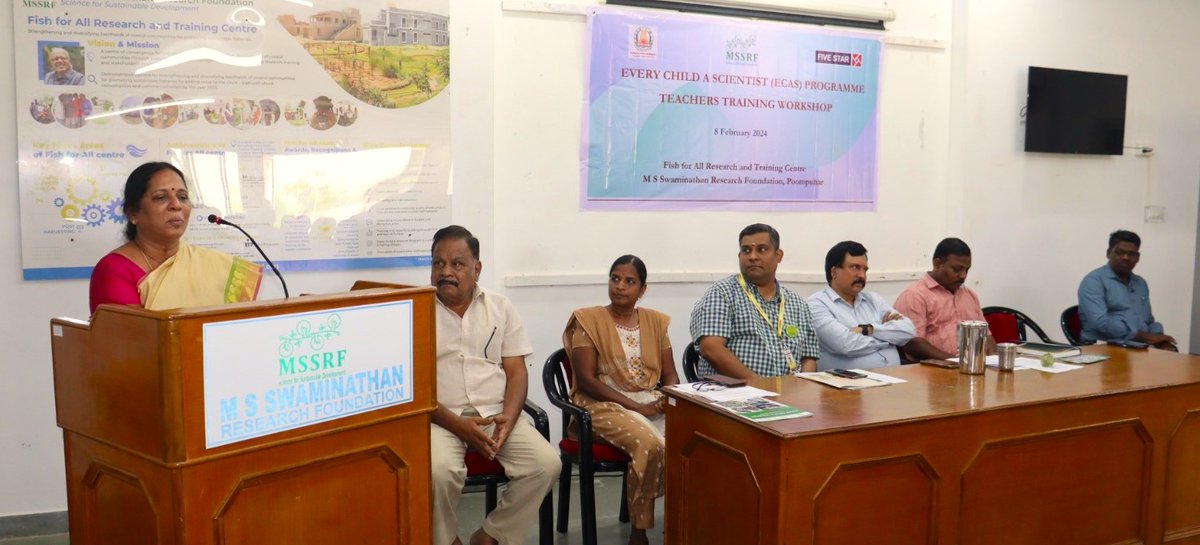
left=664, top=346, right=1200, bottom=545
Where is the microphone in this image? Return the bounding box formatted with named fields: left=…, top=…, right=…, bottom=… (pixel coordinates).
left=207, top=214, right=289, bottom=299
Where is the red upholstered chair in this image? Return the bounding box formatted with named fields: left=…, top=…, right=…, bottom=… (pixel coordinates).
left=542, top=348, right=630, bottom=545
left=462, top=400, right=553, bottom=545
left=982, top=306, right=1053, bottom=344
left=1061, top=305, right=1084, bottom=346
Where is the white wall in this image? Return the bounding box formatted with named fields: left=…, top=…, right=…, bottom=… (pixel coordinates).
left=954, top=0, right=1200, bottom=345
left=493, top=0, right=953, bottom=399
left=2, top=0, right=1197, bottom=517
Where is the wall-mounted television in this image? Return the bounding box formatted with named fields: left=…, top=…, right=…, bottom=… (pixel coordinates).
left=1024, top=66, right=1128, bottom=155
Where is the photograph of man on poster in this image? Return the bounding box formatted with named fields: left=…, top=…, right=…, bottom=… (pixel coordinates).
left=41, top=44, right=85, bottom=86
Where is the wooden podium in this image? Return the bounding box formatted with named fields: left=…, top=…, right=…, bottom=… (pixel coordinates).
left=51, top=286, right=435, bottom=545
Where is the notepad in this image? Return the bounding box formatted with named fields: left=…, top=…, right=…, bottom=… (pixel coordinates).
left=1017, top=342, right=1082, bottom=358
left=1057, top=354, right=1109, bottom=365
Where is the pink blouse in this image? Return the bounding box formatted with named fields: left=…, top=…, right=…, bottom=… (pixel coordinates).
left=89, top=253, right=146, bottom=314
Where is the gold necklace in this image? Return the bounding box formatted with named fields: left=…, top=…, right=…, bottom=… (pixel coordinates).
left=134, top=241, right=161, bottom=270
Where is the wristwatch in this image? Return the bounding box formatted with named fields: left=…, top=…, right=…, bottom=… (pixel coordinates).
left=858, top=324, right=874, bottom=336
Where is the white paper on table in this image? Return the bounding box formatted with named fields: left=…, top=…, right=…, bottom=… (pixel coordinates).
left=668, top=383, right=780, bottom=402
left=795, top=369, right=906, bottom=389
left=1013, top=358, right=1083, bottom=373
left=983, top=355, right=1033, bottom=371
left=857, top=370, right=907, bottom=384
left=954, top=355, right=1080, bottom=373
left=951, top=355, right=998, bottom=365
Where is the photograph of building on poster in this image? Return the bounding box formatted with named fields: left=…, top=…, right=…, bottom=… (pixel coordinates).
left=277, top=3, right=449, bottom=108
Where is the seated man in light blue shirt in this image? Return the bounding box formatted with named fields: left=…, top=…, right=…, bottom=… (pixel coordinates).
left=807, top=241, right=915, bottom=371
left=1078, top=229, right=1175, bottom=350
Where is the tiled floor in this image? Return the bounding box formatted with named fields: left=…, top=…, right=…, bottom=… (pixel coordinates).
left=0, top=537, right=66, bottom=545
left=0, top=475, right=663, bottom=545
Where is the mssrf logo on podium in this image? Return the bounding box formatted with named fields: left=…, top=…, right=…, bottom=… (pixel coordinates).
left=202, top=301, right=415, bottom=448
left=277, top=313, right=345, bottom=379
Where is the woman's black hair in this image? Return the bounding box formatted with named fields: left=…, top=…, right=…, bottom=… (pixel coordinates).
left=123, top=162, right=186, bottom=241
left=609, top=254, right=647, bottom=285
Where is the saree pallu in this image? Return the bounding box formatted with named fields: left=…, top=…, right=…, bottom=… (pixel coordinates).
left=138, top=242, right=263, bottom=310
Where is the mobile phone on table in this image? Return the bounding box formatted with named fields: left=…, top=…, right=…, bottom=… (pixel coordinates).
left=828, top=368, right=868, bottom=379
left=1107, top=339, right=1149, bottom=349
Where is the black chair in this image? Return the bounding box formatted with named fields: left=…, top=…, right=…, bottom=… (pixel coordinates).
left=543, top=348, right=631, bottom=545
left=682, top=342, right=701, bottom=382
left=462, top=400, right=554, bottom=545
left=981, top=306, right=1053, bottom=344
left=1061, top=305, right=1084, bottom=346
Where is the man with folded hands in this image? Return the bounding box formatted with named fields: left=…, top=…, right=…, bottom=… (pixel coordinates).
left=427, top=225, right=559, bottom=545
left=808, top=241, right=915, bottom=371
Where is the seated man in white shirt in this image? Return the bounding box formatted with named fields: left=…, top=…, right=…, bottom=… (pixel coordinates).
left=807, top=241, right=915, bottom=371
left=428, top=225, right=560, bottom=545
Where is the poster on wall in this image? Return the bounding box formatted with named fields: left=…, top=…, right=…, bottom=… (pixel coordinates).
left=13, top=0, right=450, bottom=280
left=584, top=9, right=881, bottom=211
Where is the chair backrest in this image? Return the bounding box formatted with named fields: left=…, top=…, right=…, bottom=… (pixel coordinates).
left=1061, top=305, right=1082, bottom=346
left=682, top=342, right=701, bottom=383
left=982, top=310, right=1021, bottom=344
left=542, top=348, right=572, bottom=437
left=982, top=306, right=1053, bottom=344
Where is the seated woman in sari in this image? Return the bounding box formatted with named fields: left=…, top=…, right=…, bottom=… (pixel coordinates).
left=562, top=255, right=679, bottom=545
left=88, top=161, right=262, bottom=314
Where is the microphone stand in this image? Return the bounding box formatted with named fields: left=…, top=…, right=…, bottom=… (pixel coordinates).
left=208, top=215, right=289, bottom=299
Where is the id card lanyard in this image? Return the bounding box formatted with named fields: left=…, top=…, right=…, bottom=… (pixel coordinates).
left=737, top=274, right=797, bottom=371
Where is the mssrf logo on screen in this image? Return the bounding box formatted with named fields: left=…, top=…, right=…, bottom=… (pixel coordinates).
left=726, top=35, right=759, bottom=65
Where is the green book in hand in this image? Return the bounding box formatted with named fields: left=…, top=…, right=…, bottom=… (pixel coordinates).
left=712, top=397, right=812, bottom=423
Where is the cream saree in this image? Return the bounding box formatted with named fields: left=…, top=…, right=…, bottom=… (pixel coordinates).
left=138, top=241, right=263, bottom=310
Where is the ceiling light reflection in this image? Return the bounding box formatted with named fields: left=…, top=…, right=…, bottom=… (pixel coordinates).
left=230, top=7, right=266, bottom=26
left=135, top=48, right=262, bottom=75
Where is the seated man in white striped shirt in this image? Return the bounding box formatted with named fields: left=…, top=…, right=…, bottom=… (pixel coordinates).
left=807, top=241, right=915, bottom=371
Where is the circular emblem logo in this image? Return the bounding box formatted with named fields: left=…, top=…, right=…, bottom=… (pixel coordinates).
left=633, top=27, right=654, bottom=51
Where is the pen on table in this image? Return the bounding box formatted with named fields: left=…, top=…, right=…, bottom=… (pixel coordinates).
left=484, top=326, right=497, bottom=360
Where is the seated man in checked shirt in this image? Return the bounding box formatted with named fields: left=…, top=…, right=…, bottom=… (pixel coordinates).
left=689, top=223, right=820, bottom=378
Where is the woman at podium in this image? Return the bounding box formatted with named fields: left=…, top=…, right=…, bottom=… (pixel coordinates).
left=88, top=162, right=263, bottom=314
left=561, top=255, right=679, bottom=545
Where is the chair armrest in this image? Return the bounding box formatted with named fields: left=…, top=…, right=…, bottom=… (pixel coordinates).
left=547, top=396, right=591, bottom=435
left=522, top=399, right=550, bottom=439
left=544, top=388, right=583, bottom=413
left=547, top=397, right=599, bottom=465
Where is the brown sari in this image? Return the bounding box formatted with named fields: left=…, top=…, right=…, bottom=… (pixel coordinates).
left=562, top=305, right=671, bottom=529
